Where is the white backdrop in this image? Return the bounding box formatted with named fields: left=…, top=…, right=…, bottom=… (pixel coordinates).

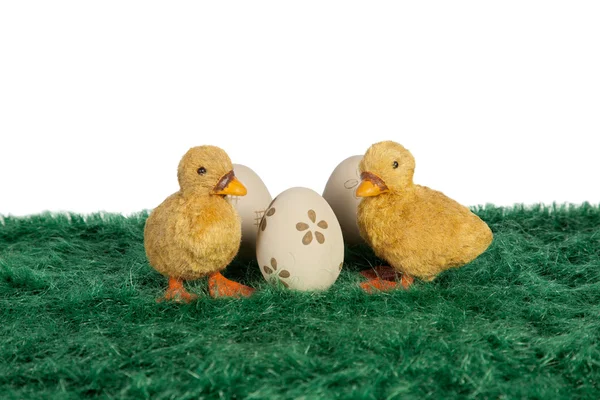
left=1, top=1, right=599, bottom=217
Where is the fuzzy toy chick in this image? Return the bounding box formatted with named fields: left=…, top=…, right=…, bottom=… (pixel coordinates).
left=144, top=145, right=253, bottom=302
left=356, top=141, right=493, bottom=292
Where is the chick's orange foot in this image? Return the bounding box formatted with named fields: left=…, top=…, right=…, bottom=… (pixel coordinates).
left=360, top=266, right=400, bottom=281
left=400, top=274, right=414, bottom=289
left=360, top=279, right=398, bottom=293
left=157, top=277, right=198, bottom=303
left=359, top=266, right=414, bottom=293
left=208, top=272, right=254, bottom=298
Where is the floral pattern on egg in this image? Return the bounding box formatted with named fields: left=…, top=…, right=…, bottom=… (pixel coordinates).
left=256, top=187, right=344, bottom=291
left=259, top=198, right=277, bottom=232
left=228, top=164, right=273, bottom=259
left=262, top=257, right=290, bottom=288
left=344, top=178, right=359, bottom=190
left=321, top=155, right=365, bottom=245
left=296, top=209, right=328, bottom=245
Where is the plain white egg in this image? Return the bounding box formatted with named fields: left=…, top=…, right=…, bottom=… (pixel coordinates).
left=322, top=155, right=364, bottom=245
left=256, top=187, right=344, bottom=291
left=227, top=164, right=272, bottom=259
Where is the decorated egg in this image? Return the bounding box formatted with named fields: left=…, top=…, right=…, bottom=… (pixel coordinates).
left=322, top=155, right=364, bottom=245
left=227, top=164, right=272, bottom=259
left=256, top=187, right=344, bottom=291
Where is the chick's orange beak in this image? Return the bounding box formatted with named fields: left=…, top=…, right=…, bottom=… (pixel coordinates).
left=356, top=172, right=389, bottom=197
left=213, top=171, right=247, bottom=196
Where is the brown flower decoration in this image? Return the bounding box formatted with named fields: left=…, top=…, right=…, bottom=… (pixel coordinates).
left=345, top=167, right=362, bottom=199
left=296, top=209, right=328, bottom=245
left=262, top=258, right=290, bottom=288
left=260, top=198, right=277, bottom=232
left=344, top=179, right=359, bottom=189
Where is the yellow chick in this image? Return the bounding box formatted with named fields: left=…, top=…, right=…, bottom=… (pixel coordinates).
left=144, top=145, right=253, bottom=302
left=356, top=141, right=493, bottom=292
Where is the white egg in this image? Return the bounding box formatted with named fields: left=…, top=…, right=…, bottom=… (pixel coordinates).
left=322, top=155, right=364, bottom=245
left=227, top=164, right=272, bottom=259
left=256, top=187, right=344, bottom=291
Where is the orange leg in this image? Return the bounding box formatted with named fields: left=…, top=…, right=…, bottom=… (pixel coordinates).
left=360, top=278, right=398, bottom=293
left=400, top=274, right=414, bottom=290
left=359, top=266, right=414, bottom=293
left=360, top=266, right=400, bottom=281
left=208, top=272, right=254, bottom=298
left=158, top=277, right=198, bottom=303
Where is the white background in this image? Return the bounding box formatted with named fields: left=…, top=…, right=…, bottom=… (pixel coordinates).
left=1, top=1, right=599, bottom=217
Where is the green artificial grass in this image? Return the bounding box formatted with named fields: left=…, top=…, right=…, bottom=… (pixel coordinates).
left=1, top=204, right=600, bottom=399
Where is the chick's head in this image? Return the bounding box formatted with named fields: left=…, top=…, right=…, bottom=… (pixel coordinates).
left=177, top=146, right=247, bottom=197
left=357, top=141, right=415, bottom=197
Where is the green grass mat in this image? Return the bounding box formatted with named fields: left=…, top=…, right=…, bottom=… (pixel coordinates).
left=1, top=204, right=599, bottom=399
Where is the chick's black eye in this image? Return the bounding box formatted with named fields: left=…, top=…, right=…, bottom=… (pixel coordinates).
left=392, top=161, right=399, bottom=169
left=197, top=167, right=207, bottom=175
